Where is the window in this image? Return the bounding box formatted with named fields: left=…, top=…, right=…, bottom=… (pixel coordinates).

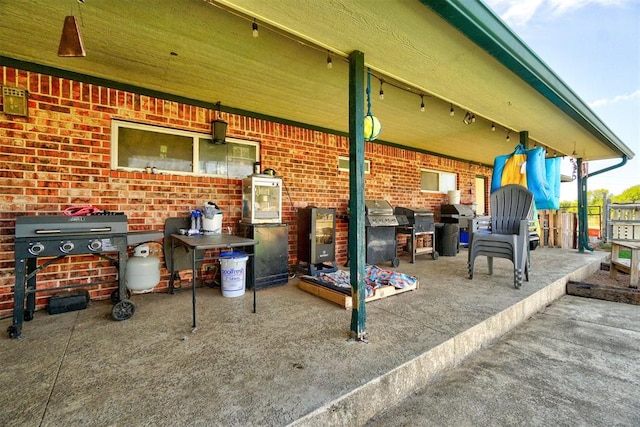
left=421, top=169, right=456, bottom=193
left=111, top=120, right=258, bottom=178
left=338, top=156, right=371, bottom=174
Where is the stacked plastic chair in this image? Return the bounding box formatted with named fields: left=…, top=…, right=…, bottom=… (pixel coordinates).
left=468, top=184, right=534, bottom=289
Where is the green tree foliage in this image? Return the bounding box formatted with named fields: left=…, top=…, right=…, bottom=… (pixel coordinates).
left=611, top=185, right=640, bottom=203
left=559, top=186, right=640, bottom=208
left=559, top=200, right=574, bottom=209
left=588, top=189, right=609, bottom=207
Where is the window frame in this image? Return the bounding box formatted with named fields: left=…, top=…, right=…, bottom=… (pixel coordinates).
left=110, top=120, right=259, bottom=178
left=337, top=156, right=371, bottom=174
left=420, top=168, right=457, bottom=193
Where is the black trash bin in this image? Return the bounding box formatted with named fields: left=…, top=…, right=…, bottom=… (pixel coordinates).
left=435, top=223, right=459, bottom=256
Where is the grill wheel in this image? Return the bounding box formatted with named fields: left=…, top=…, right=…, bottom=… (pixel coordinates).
left=111, top=299, right=135, bottom=321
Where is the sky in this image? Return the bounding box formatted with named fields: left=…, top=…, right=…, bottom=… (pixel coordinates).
left=484, top=0, right=640, bottom=201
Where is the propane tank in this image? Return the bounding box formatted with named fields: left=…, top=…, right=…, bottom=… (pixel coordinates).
left=125, top=244, right=160, bottom=294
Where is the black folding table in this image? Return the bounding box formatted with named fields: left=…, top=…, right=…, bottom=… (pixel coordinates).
left=169, top=234, right=258, bottom=329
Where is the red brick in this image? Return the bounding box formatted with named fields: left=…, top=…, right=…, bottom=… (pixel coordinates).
left=0, top=65, right=494, bottom=317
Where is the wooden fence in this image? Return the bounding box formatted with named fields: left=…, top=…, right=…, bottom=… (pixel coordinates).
left=535, top=203, right=640, bottom=249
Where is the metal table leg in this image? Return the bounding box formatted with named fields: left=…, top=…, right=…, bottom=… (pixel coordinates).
left=251, top=253, right=256, bottom=313
left=191, top=246, right=197, bottom=328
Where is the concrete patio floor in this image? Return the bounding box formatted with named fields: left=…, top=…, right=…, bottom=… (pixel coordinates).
left=0, top=247, right=618, bottom=426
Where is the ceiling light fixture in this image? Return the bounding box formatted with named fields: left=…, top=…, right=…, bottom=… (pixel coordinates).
left=57, top=14, right=86, bottom=57
left=326, top=51, right=332, bottom=69
left=420, top=95, right=425, bottom=112
left=252, top=20, right=259, bottom=38
left=379, top=80, right=384, bottom=100
left=491, top=123, right=496, bottom=131
left=449, top=104, right=455, bottom=116
left=471, top=114, right=476, bottom=123
left=211, top=101, right=228, bottom=144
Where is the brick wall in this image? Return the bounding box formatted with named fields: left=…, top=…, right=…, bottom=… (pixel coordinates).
left=0, top=66, right=492, bottom=316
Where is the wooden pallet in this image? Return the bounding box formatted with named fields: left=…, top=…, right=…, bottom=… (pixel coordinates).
left=538, top=210, right=577, bottom=249
left=298, top=279, right=419, bottom=309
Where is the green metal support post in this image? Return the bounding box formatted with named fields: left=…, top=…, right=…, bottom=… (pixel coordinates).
left=576, top=158, right=592, bottom=253
left=577, top=156, right=627, bottom=252
left=348, top=50, right=367, bottom=342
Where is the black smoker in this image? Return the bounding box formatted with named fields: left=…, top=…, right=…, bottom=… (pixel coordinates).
left=296, top=207, right=338, bottom=275
left=365, top=200, right=402, bottom=267
left=10, top=214, right=135, bottom=339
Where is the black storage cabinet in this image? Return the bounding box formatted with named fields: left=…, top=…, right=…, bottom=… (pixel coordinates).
left=238, top=223, right=289, bottom=289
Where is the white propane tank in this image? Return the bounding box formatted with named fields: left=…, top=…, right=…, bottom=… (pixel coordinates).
left=125, top=245, right=160, bottom=294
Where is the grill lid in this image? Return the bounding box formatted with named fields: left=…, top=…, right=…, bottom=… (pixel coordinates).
left=394, top=207, right=434, bottom=218
left=365, top=200, right=394, bottom=216
left=440, top=204, right=474, bottom=218
left=15, top=215, right=128, bottom=238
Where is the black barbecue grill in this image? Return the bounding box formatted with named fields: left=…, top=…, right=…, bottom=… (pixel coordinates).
left=394, top=207, right=437, bottom=263
left=10, top=214, right=136, bottom=339
left=440, top=204, right=475, bottom=228
left=394, top=207, right=434, bottom=233
left=364, top=200, right=402, bottom=267
left=438, top=204, right=475, bottom=256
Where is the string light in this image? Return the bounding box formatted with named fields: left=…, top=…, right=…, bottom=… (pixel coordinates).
left=359, top=70, right=501, bottom=131
left=239, top=16, right=509, bottom=137
left=506, top=131, right=511, bottom=142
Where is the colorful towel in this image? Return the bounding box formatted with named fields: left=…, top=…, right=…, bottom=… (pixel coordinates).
left=308, top=265, right=418, bottom=298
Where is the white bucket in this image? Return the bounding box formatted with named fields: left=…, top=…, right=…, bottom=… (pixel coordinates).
left=203, top=213, right=222, bottom=234
left=219, top=252, right=249, bottom=298
left=447, top=190, right=461, bottom=204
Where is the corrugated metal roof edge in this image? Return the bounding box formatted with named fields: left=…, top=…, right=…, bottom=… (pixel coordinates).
left=421, top=0, right=634, bottom=160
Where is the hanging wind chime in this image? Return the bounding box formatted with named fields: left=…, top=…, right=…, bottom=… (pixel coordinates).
left=364, top=69, right=381, bottom=141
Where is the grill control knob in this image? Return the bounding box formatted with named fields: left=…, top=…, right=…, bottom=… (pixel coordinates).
left=29, top=243, right=45, bottom=256
left=60, top=241, right=75, bottom=253
left=88, top=240, right=102, bottom=251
